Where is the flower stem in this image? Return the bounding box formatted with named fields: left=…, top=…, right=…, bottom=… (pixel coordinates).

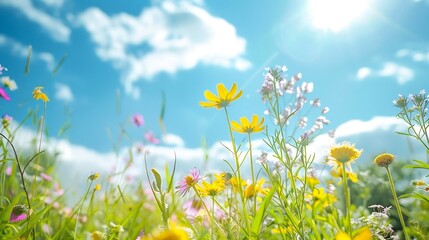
left=341, top=163, right=352, bottom=236
left=385, top=167, right=410, bottom=240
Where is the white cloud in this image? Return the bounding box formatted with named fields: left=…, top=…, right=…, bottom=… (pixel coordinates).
left=356, top=67, right=372, bottom=80
left=355, top=62, right=414, bottom=84
left=378, top=62, right=414, bottom=84
left=0, top=34, right=55, bottom=70
left=0, top=0, right=70, bottom=42
left=162, top=133, right=185, bottom=147
left=75, top=1, right=251, bottom=98
left=396, top=48, right=429, bottom=62
left=54, top=83, right=74, bottom=102
left=40, top=0, right=64, bottom=8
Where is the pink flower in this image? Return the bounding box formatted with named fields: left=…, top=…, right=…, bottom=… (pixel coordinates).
left=132, top=114, right=144, bottom=127
left=40, top=173, right=52, bottom=181
left=176, top=168, right=200, bottom=196
left=145, top=131, right=160, bottom=144
left=183, top=198, right=204, bottom=215
left=5, top=166, right=12, bottom=176
left=10, top=205, right=28, bottom=223
left=0, top=87, right=10, bottom=101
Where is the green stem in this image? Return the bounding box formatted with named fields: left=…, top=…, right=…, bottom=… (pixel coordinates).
left=341, top=163, right=352, bottom=236
left=386, top=167, right=410, bottom=240
left=223, top=107, right=251, bottom=235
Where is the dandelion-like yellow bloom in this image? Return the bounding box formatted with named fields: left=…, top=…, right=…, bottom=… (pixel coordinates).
left=143, top=228, right=190, bottom=240
left=199, top=83, right=242, bottom=109
left=94, top=184, right=101, bottom=191
left=244, top=178, right=268, bottom=199
left=329, top=142, right=362, bottom=164
left=373, top=153, right=395, bottom=168
left=32, top=86, right=49, bottom=102
left=197, top=179, right=225, bottom=197
left=230, top=176, right=247, bottom=193
left=231, top=115, right=265, bottom=134
left=327, top=142, right=362, bottom=177
left=335, top=227, right=371, bottom=240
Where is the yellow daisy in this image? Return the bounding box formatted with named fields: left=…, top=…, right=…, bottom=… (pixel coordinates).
left=231, top=115, right=265, bottom=134
left=199, top=83, right=242, bottom=109
left=32, top=86, right=49, bottom=102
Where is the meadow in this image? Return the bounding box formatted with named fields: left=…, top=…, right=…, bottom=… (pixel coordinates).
left=1, top=63, right=429, bottom=240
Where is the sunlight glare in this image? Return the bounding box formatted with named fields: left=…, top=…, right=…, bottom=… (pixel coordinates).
left=309, top=0, right=368, bottom=32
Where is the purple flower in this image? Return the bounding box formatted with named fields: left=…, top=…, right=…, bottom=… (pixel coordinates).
left=10, top=205, right=28, bottom=223
left=176, top=168, right=200, bottom=196
left=0, top=87, right=10, bottom=101
left=132, top=114, right=144, bottom=127
left=40, top=173, right=52, bottom=181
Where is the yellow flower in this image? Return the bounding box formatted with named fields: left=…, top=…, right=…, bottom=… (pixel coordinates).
left=230, top=176, right=247, bottom=193
left=143, top=228, right=190, bottom=240
left=92, top=231, right=106, bottom=240
left=88, top=172, right=100, bottom=181
left=231, top=115, right=265, bottom=134
left=306, top=187, right=337, bottom=210
left=244, top=178, right=268, bottom=199
left=335, top=227, right=371, bottom=240
left=373, top=153, right=395, bottom=167
left=94, top=184, right=101, bottom=191
left=331, top=166, right=358, bottom=184
left=329, top=142, right=362, bottom=164
left=197, top=175, right=226, bottom=197
left=32, top=86, right=49, bottom=102
left=199, top=83, right=242, bottom=109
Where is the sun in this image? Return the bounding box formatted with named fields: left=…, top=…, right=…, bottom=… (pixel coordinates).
left=308, top=0, right=368, bottom=32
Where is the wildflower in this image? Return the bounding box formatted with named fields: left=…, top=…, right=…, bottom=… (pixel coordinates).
left=327, top=142, right=362, bottom=168
left=321, top=107, right=330, bottom=114
left=0, top=64, right=7, bottom=75
left=310, top=98, right=321, bottom=107
left=110, top=222, right=124, bottom=232
left=1, top=76, right=17, bottom=91
left=199, top=83, right=242, bottom=109
left=0, top=87, right=10, bottom=101
left=94, top=184, right=101, bottom=191
left=32, top=86, right=49, bottom=102
left=183, top=199, right=204, bottom=215
left=331, top=167, right=358, bottom=184
left=408, top=90, right=427, bottom=108
left=197, top=174, right=226, bottom=197
left=2, top=114, right=12, bottom=127
left=145, top=131, right=160, bottom=144
left=307, top=187, right=337, bottom=210
left=231, top=115, right=265, bottom=134
left=92, top=231, right=106, bottom=240
left=244, top=178, right=268, bottom=199
left=257, top=151, right=269, bottom=164
left=5, top=166, right=12, bottom=176
left=132, top=113, right=144, bottom=127
left=176, top=168, right=200, bottom=196
left=143, top=228, right=190, bottom=240
left=88, top=172, right=100, bottom=181
left=10, top=204, right=28, bottom=223
left=335, top=227, right=371, bottom=240
left=230, top=176, right=247, bottom=192
left=373, top=153, right=395, bottom=168
left=393, top=94, right=407, bottom=108
left=40, top=173, right=52, bottom=181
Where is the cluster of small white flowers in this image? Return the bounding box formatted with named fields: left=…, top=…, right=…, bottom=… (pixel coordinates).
left=353, top=205, right=399, bottom=239
left=256, top=151, right=285, bottom=174
left=259, top=65, right=331, bottom=141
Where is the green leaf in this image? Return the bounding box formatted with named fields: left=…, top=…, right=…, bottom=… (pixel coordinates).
left=403, top=160, right=429, bottom=170
left=400, top=192, right=429, bottom=203
left=251, top=187, right=275, bottom=238
left=151, top=168, right=162, bottom=191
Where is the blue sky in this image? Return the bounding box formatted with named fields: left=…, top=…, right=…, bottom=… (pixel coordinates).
left=1, top=0, right=429, bottom=157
